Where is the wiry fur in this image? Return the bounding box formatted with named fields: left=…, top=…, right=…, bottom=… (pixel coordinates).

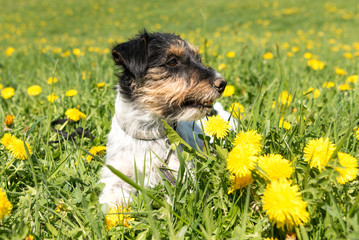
left=99, top=31, right=228, bottom=206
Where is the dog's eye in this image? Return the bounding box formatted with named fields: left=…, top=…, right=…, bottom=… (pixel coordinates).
left=167, top=58, right=178, bottom=67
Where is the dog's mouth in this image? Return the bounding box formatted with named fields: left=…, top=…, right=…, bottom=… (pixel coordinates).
left=182, top=99, right=215, bottom=109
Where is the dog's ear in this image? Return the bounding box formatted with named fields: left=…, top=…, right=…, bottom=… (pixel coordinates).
left=112, top=32, right=148, bottom=79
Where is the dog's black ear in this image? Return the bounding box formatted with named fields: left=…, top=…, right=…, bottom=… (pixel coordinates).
left=112, top=32, right=149, bottom=79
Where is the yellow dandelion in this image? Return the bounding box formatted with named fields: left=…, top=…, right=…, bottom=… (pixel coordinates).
left=307, top=59, right=324, bottom=70
left=47, top=77, right=58, bottom=84
left=279, top=117, right=291, bottom=130
left=1, top=133, right=17, bottom=150
left=323, top=81, right=335, bottom=88
left=233, top=130, right=262, bottom=154
left=304, top=52, right=312, bottom=59
left=65, top=89, right=78, bottom=97
left=8, top=138, right=33, bottom=160
left=346, top=75, right=358, bottom=83
left=27, top=85, right=42, bottom=96
left=303, top=137, right=336, bottom=171
left=0, top=188, right=12, bottom=220
left=355, top=127, right=359, bottom=141
left=265, top=238, right=278, bottom=240
left=338, top=83, right=351, bottom=91
left=278, top=91, right=292, bottom=106
left=335, top=68, right=347, bottom=76
left=292, top=46, right=299, bottom=52
left=87, top=146, right=106, bottom=162
left=105, top=205, right=134, bottom=230
left=61, top=51, right=71, bottom=57
left=4, top=114, right=14, bottom=126
left=5, top=47, right=15, bottom=57
left=344, top=52, right=353, bottom=59
left=73, top=48, right=81, bottom=57
left=230, top=102, right=245, bottom=119
left=47, top=93, right=59, bottom=103
left=258, top=154, right=293, bottom=181
left=226, top=51, right=236, bottom=58
left=303, top=87, right=320, bottom=99
left=0, top=83, right=2, bottom=90
left=228, top=173, right=253, bottom=194
left=287, top=52, right=294, bottom=57
left=65, top=108, right=86, bottom=122
left=226, top=143, right=258, bottom=177
left=263, top=52, right=274, bottom=60
left=204, top=115, right=231, bottom=139
left=97, top=82, right=106, bottom=88
left=218, top=63, right=226, bottom=71
left=25, top=235, right=34, bottom=240
left=1, top=87, right=15, bottom=99
left=222, top=85, right=235, bottom=97
left=262, top=179, right=309, bottom=230
left=335, top=152, right=358, bottom=184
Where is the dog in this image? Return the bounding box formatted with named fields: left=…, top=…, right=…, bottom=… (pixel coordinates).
left=99, top=31, right=231, bottom=206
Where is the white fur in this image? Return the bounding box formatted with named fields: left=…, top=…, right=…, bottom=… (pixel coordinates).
left=99, top=93, right=235, bottom=206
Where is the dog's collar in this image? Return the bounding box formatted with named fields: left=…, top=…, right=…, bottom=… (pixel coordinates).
left=115, top=113, right=177, bottom=140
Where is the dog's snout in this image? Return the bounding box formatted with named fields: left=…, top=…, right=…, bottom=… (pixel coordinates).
left=213, top=78, right=227, bottom=93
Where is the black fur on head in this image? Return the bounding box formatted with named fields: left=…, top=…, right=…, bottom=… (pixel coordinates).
left=112, top=30, right=227, bottom=121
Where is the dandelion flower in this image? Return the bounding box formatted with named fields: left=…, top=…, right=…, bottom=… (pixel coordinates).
left=47, top=77, right=58, bottom=84
left=0, top=188, right=12, bottom=220
left=279, top=117, right=291, bottom=130
left=1, top=87, right=15, bottom=99
left=47, top=93, right=59, bottom=103
left=226, top=51, right=236, bottom=58
left=230, top=102, right=245, bottom=119
left=226, top=144, right=258, bottom=177
left=323, top=81, right=335, bottom=88
left=233, top=130, right=262, bottom=155
left=344, top=52, right=353, bottom=59
left=222, top=85, right=235, bottom=97
left=65, top=89, right=78, bottom=97
left=72, top=48, right=81, bottom=56
left=105, top=205, right=134, bottom=230
left=218, top=63, right=226, bottom=71
left=278, top=91, right=293, bottom=106
left=355, top=127, right=359, bottom=141
left=27, top=85, right=42, bottom=96
left=204, top=115, right=231, bottom=139
left=303, top=87, right=320, bottom=99
left=346, top=75, right=358, bottom=83
left=8, top=138, right=33, bottom=160
left=335, top=68, right=347, bottom=76
left=307, top=59, right=324, bottom=70
left=338, top=83, right=351, bottom=91
left=87, top=146, right=106, bottom=162
left=303, top=137, right=336, bottom=171
left=97, top=82, right=106, bottom=88
left=304, top=52, right=312, bottom=59
left=258, top=154, right=293, bottom=181
left=5, top=47, right=15, bottom=57
left=262, top=179, right=309, bottom=230
left=65, top=108, right=86, bottom=122
left=1, top=133, right=17, bottom=150
left=4, top=114, right=15, bottom=126
left=0, top=84, right=2, bottom=90
left=228, top=173, right=253, bottom=194
left=335, top=152, right=358, bottom=184
left=263, top=52, right=274, bottom=59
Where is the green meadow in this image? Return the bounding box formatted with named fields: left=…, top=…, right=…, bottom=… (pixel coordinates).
left=1, top=0, right=359, bottom=239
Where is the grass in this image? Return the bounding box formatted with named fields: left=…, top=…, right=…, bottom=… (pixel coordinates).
left=1, top=0, right=359, bottom=239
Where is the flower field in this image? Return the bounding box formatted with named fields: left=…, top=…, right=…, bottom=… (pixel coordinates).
left=1, top=0, right=359, bottom=239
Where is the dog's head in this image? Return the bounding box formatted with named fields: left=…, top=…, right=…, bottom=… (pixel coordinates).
left=112, top=30, right=226, bottom=122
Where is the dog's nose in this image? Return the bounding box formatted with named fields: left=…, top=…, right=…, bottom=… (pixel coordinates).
left=213, top=78, right=227, bottom=93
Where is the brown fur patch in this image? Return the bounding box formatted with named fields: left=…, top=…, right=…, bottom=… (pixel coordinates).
left=168, top=43, right=186, bottom=57
left=134, top=69, right=219, bottom=117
